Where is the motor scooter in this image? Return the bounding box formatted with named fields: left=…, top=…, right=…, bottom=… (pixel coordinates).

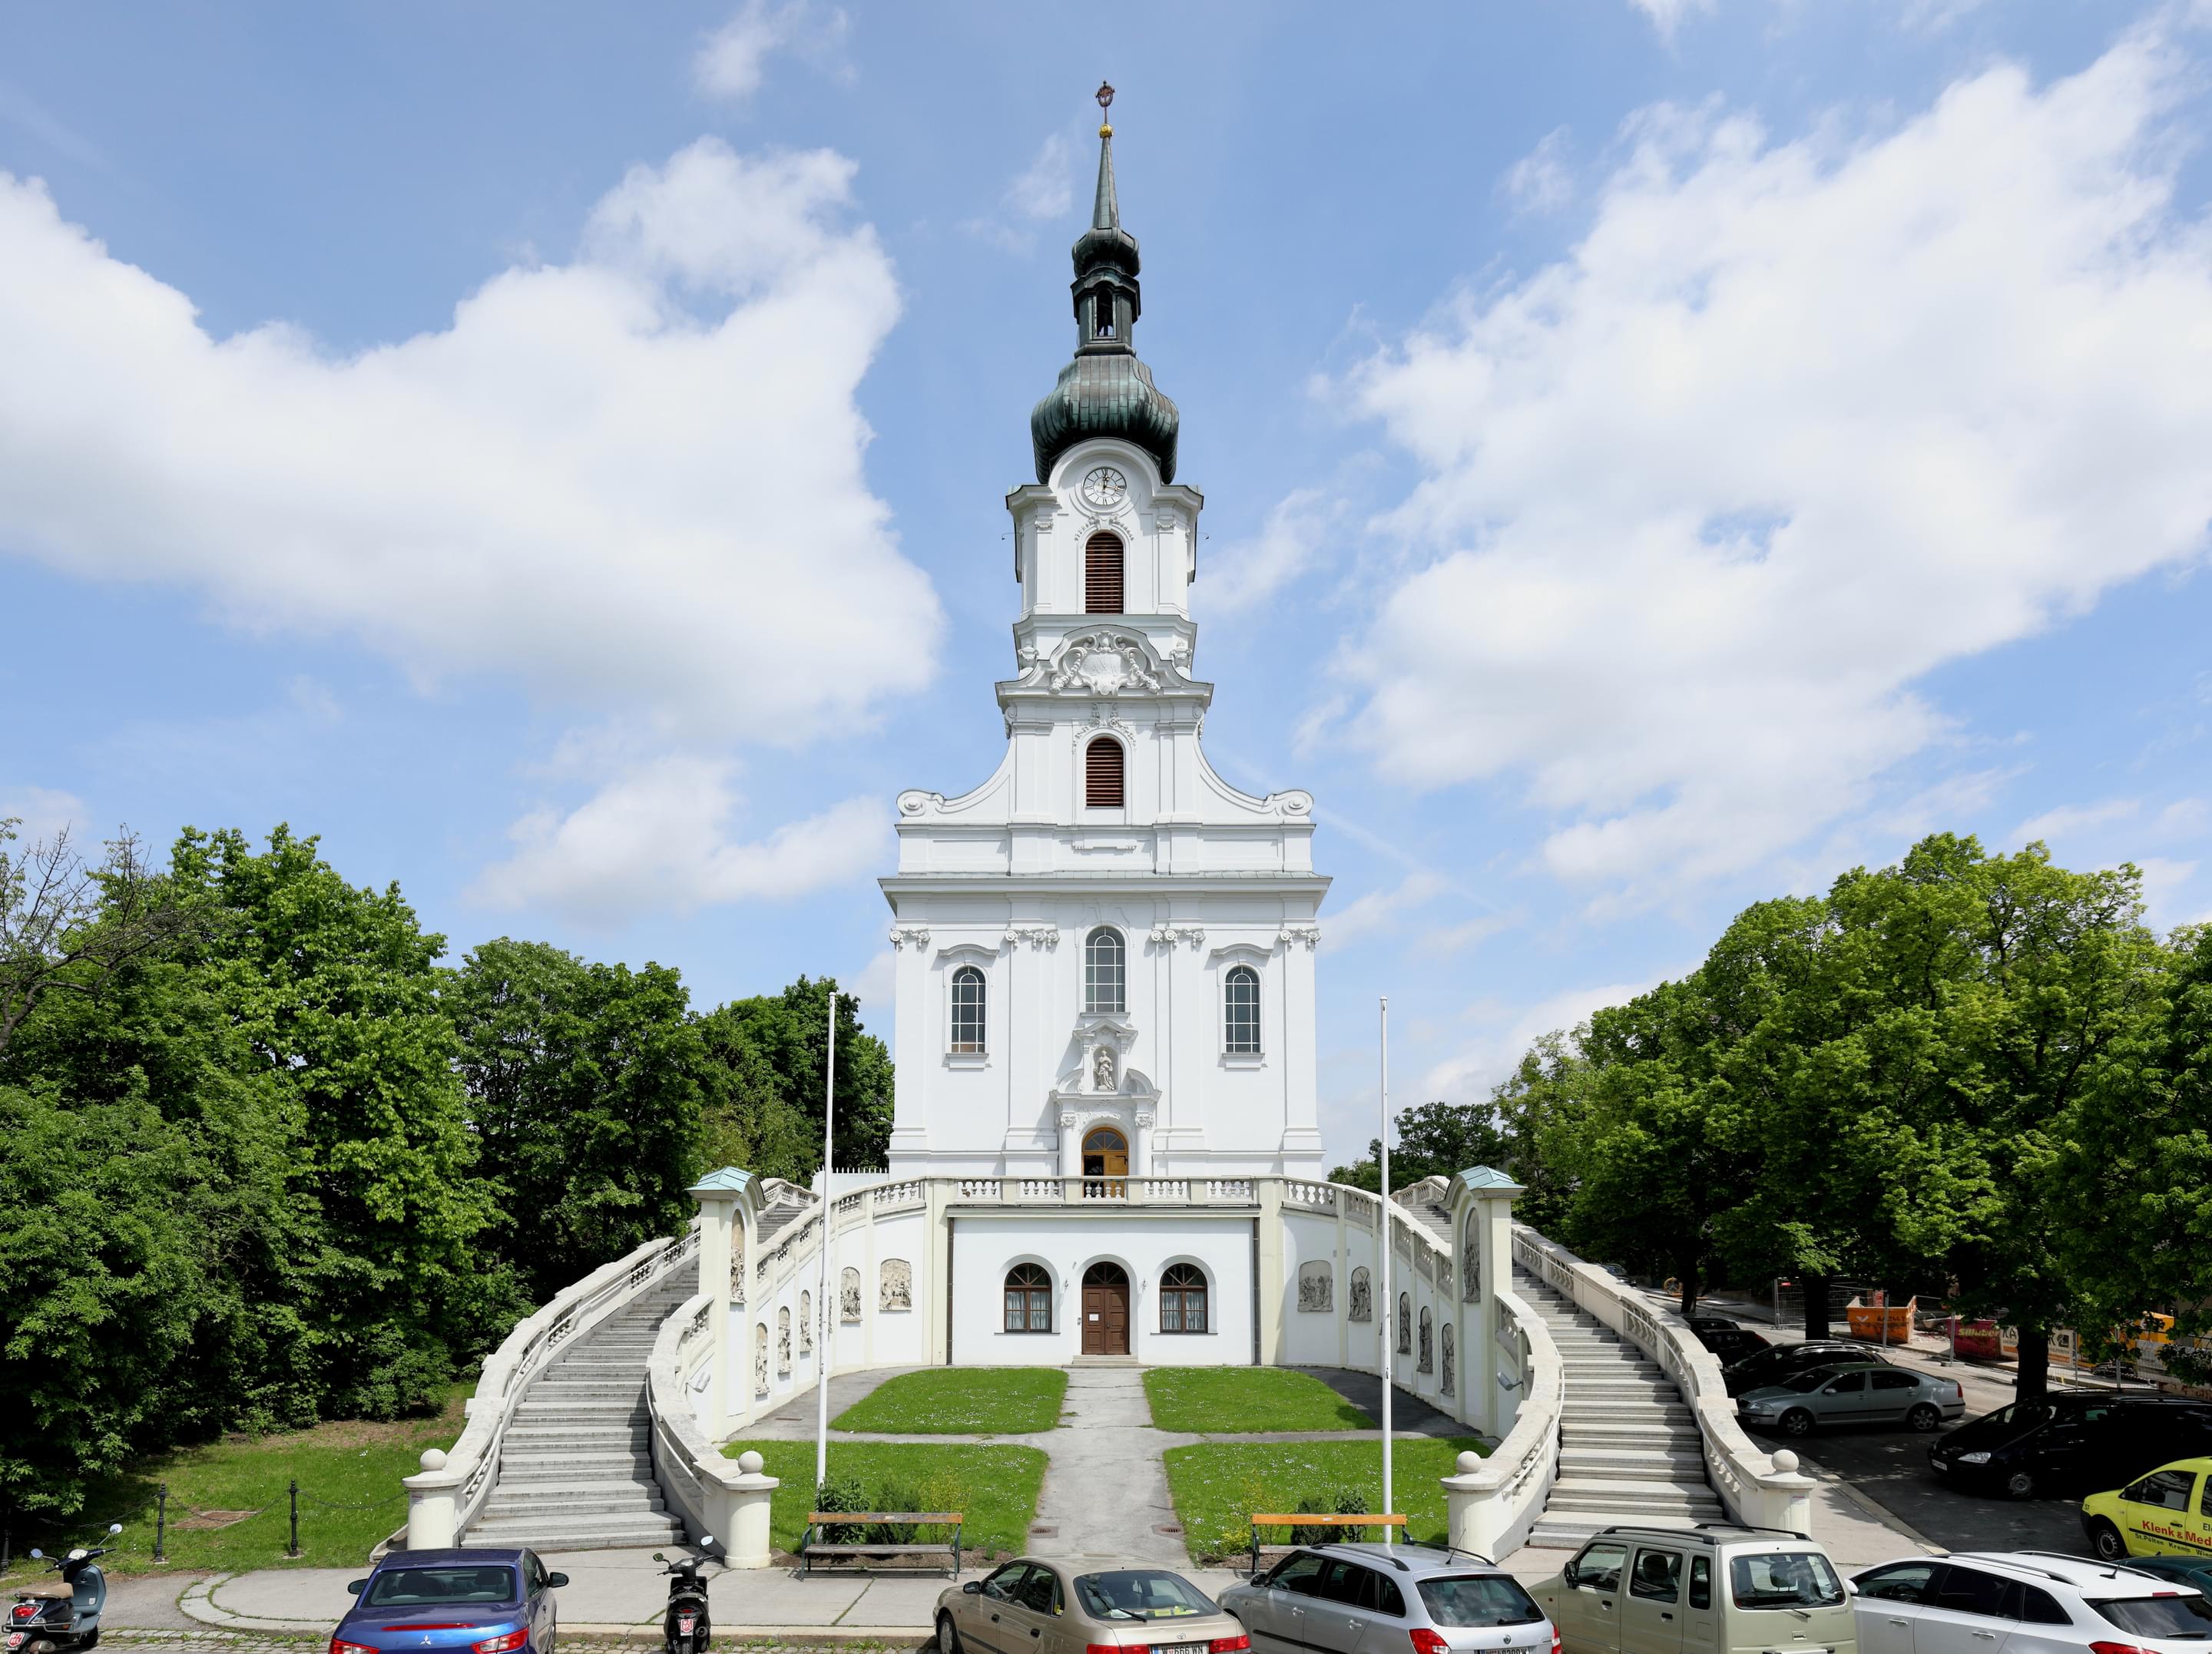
left=7, top=1525, right=123, bottom=1654
left=649, top=1540, right=714, bottom=1654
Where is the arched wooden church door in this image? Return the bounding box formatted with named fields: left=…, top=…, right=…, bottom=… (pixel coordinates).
left=1081, top=1261, right=1130, bottom=1355
left=1081, top=1126, right=1128, bottom=1196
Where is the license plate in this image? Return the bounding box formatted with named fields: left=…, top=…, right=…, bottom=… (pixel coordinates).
left=678, top=1616, right=697, bottom=1632
left=1154, top=1642, right=1210, bottom=1654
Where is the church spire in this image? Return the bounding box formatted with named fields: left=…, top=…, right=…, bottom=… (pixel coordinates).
left=1028, top=81, right=1181, bottom=484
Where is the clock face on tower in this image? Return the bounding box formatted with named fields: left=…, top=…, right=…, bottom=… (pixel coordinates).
left=1080, top=465, right=1128, bottom=508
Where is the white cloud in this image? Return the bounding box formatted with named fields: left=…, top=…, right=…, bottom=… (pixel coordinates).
left=1627, top=0, right=1716, bottom=38
left=1007, top=134, right=1075, bottom=221
left=1420, top=978, right=1654, bottom=1100
left=0, top=786, right=88, bottom=852
left=693, top=0, right=849, bottom=104
left=1207, top=489, right=1338, bottom=612
left=1504, top=127, right=1575, bottom=216
left=0, top=140, right=935, bottom=748
left=849, top=947, right=896, bottom=1027
left=1322, top=872, right=1447, bottom=952
left=472, top=755, right=884, bottom=923
left=1330, top=22, right=2212, bottom=904
left=2134, top=855, right=2200, bottom=931
left=2015, top=797, right=2139, bottom=846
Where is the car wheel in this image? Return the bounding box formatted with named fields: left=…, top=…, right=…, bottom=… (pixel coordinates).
left=1780, top=1409, right=1816, bottom=1438
left=938, top=1612, right=963, bottom=1654
left=2005, top=1469, right=2036, bottom=1500
left=1907, top=1404, right=1941, bottom=1433
left=2088, top=1520, right=2128, bottom=1563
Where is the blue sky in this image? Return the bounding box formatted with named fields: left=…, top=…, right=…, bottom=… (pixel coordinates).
left=3, top=1, right=2209, bottom=1169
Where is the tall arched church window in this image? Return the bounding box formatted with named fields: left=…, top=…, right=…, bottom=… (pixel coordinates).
left=1084, top=737, right=1124, bottom=808
left=1160, top=1262, right=1208, bottom=1334
left=1084, top=532, right=1124, bottom=614
left=1084, top=927, right=1124, bottom=1014
left=949, top=964, right=986, bottom=1054
left=1005, top=1262, right=1051, bottom=1332
left=1224, top=965, right=1260, bottom=1054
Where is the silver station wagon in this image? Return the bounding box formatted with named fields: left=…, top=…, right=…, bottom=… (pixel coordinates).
left=1737, top=1361, right=1966, bottom=1438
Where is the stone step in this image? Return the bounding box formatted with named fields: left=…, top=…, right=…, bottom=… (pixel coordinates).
left=495, top=1456, right=656, bottom=1483
left=1528, top=1511, right=1710, bottom=1548
left=1558, top=1447, right=1709, bottom=1478
left=1561, top=1426, right=1704, bottom=1451
left=466, top=1514, right=684, bottom=1550
left=481, top=1487, right=667, bottom=1515
left=505, top=1428, right=653, bottom=1450
left=1548, top=1480, right=1725, bottom=1513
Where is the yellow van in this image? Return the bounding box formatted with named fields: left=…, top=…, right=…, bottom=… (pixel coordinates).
left=2081, top=1456, right=2212, bottom=1562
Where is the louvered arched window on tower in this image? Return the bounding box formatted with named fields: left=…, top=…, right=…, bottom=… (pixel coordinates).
left=1085, top=737, right=1124, bottom=808
left=1085, top=532, right=1124, bottom=614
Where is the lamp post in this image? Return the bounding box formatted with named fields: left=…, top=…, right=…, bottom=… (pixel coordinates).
left=816, top=992, right=836, bottom=1490
left=1378, top=996, right=1392, bottom=1543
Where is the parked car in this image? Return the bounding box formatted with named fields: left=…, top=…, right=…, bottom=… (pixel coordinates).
left=1693, top=1325, right=1773, bottom=1365
left=1218, top=1542, right=1553, bottom=1654
left=939, top=1559, right=1247, bottom=1654
left=2119, top=1555, right=2212, bottom=1593
left=1721, top=1339, right=1881, bottom=1397
left=1530, top=1524, right=1853, bottom=1654
left=2080, top=1456, right=2212, bottom=1561
left=333, top=1550, right=565, bottom=1654
left=1928, top=1394, right=2212, bottom=1500
left=1850, top=1550, right=2212, bottom=1654
left=1737, top=1361, right=1965, bottom=1437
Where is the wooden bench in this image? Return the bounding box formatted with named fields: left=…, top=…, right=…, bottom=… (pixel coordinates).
left=1247, top=1513, right=1406, bottom=1577
left=800, top=1510, right=964, bottom=1579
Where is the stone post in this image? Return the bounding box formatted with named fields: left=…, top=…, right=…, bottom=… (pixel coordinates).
left=688, top=1169, right=753, bottom=1437
left=403, top=1449, right=459, bottom=1550
left=1744, top=1449, right=1817, bottom=1535
left=718, top=1450, right=780, bottom=1569
left=1440, top=1450, right=1502, bottom=1560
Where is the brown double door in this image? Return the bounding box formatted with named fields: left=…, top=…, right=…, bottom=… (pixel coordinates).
left=1081, top=1262, right=1130, bottom=1355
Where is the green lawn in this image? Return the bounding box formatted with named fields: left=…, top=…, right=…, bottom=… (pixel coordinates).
left=722, top=1439, right=1047, bottom=1560
left=1143, top=1368, right=1376, bottom=1432
left=1161, top=1437, right=1492, bottom=1564
left=831, top=1367, right=1068, bottom=1434
left=0, top=1387, right=468, bottom=1583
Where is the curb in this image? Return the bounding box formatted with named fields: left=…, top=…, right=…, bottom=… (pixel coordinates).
left=1791, top=1451, right=1949, bottom=1555
left=177, top=1574, right=332, bottom=1636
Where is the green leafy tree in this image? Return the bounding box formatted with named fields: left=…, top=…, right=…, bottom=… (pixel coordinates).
left=452, top=938, right=706, bottom=1303
left=696, top=976, right=893, bottom=1178
left=1329, top=1100, right=1511, bottom=1193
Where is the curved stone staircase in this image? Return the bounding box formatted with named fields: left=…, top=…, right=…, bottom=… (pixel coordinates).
left=1516, top=1269, right=1725, bottom=1548
left=466, top=1277, right=694, bottom=1550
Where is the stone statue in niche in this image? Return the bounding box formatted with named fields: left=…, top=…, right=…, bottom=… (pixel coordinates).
left=841, top=1266, right=862, bottom=1322
left=1296, top=1260, right=1332, bottom=1312
left=1462, top=1212, right=1482, bottom=1303
left=1092, top=1046, right=1116, bottom=1091
left=800, top=1291, right=812, bottom=1353
left=1442, top=1324, right=1456, bottom=1394
left=753, top=1324, right=769, bottom=1396
left=777, top=1307, right=792, bottom=1373
left=1348, top=1267, right=1372, bottom=1322
left=1418, top=1307, right=1434, bottom=1373
left=1398, top=1293, right=1412, bottom=1354
left=881, top=1257, right=912, bottom=1312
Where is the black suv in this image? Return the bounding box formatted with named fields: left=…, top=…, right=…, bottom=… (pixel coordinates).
left=1927, top=1393, right=2212, bottom=1499
left=1722, top=1339, right=1880, bottom=1397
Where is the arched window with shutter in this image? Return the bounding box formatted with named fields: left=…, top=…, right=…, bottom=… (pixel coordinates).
left=1085, top=737, right=1124, bottom=808
left=1084, top=927, right=1124, bottom=1014
left=1224, top=965, right=1260, bottom=1054
left=949, top=964, right=985, bottom=1054
left=1085, top=532, right=1124, bottom=614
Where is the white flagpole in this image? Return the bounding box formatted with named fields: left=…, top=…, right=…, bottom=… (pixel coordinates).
left=816, top=990, right=836, bottom=1489
left=1379, top=996, right=1393, bottom=1543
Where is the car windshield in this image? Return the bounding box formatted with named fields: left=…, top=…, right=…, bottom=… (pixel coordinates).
left=364, top=1566, right=518, bottom=1607
left=1780, top=1369, right=1838, bottom=1394
left=2088, top=1596, right=2212, bottom=1639
left=1075, top=1571, right=1216, bottom=1621
left=1730, top=1553, right=1845, bottom=1610
left=1960, top=1401, right=2055, bottom=1441
left=1417, top=1576, right=1545, bottom=1627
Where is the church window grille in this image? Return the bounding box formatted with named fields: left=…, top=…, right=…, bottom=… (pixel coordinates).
left=1224, top=965, right=1260, bottom=1054
left=1084, top=737, right=1125, bottom=808
left=949, top=965, right=986, bottom=1054
left=1084, top=927, right=1125, bottom=1014
left=1160, top=1262, right=1207, bottom=1334
left=1005, top=1262, right=1052, bottom=1333
left=1084, top=532, right=1124, bottom=614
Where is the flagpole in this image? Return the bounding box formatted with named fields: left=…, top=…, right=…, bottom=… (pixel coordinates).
left=816, top=990, right=836, bottom=1490
left=1379, top=996, right=1393, bottom=1543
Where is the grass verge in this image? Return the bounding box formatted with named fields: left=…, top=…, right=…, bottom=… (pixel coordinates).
left=722, top=1439, right=1047, bottom=1560
left=1143, top=1368, right=1376, bottom=1432
left=1161, top=1437, right=1492, bottom=1563
left=830, top=1367, right=1068, bottom=1434
left=1, top=1387, right=468, bottom=1582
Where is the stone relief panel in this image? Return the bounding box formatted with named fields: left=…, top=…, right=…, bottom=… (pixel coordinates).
left=1462, top=1212, right=1482, bottom=1303
left=1397, top=1293, right=1412, bottom=1354
left=777, top=1306, right=792, bottom=1373
left=753, top=1324, right=769, bottom=1396
left=841, top=1267, right=863, bottom=1322
left=729, top=1240, right=747, bottom=1306
left=881, top=1258, right=912, bottom=1312
left=1417, top=1306, right=1434, bottom=1374
left=1441, top=1324, right=1456, bottom=1394
left=1348, top=1267, right=1372, bottom=1322
left=800, top=1290, right=813, bottom=1354
left=1296, top=1261, right=1333, bottom=1312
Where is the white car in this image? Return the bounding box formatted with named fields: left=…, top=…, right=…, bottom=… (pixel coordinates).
left=1852, top=1549, right=2212, bottom=1654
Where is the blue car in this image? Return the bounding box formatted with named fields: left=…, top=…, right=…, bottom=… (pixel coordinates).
left=333, top=1550, right=566, bottom=1654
